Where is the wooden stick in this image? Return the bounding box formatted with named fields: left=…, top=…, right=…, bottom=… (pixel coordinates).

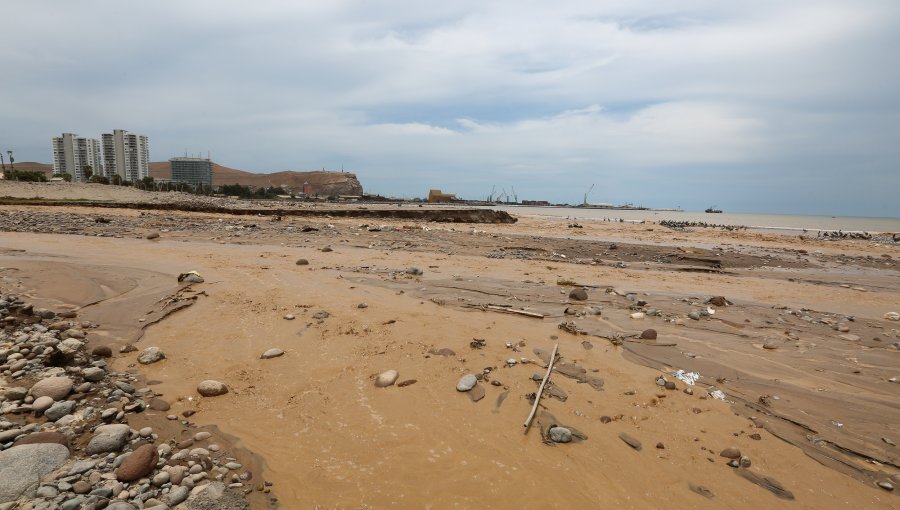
left=523, top=343, right=559, bottom=432
left=464, top=304, right=545, bottom=319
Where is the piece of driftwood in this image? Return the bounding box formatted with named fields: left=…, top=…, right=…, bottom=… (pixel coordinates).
left=464, top=304, right=545, bottom=319
left=524, top=343, right=559, bottom=432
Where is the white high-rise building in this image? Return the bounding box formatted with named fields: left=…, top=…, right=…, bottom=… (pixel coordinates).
left=50, top=133, right=103, bottom=182
left=101, top=129, right=150, bottom=182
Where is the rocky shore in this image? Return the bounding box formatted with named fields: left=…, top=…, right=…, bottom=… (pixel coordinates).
left=0, top=292, right=275, bottom=510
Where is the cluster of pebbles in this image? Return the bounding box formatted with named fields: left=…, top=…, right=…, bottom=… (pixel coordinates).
left=0, top=293, right=268, bottom=509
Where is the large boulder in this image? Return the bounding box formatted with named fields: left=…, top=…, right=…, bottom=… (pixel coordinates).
left=0, top=444, right=70, bottom=503
left=29, top=376, right=73, bottom=401
left=116, top=444, right=159, bottom=482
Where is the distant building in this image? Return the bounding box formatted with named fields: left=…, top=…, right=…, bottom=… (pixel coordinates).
left=170, top=157, right=212, bottom=188
left=428, top=189, right=457, bottom=203
left=50, top=133, right=102, bottom=182
left=101, top=129, right=150, bottom=182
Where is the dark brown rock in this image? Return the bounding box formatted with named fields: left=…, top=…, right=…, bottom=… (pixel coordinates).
left=148, top=398, right=170, bottom=411
left=640, top=329, right=657, bottom=340
left=116, top=444, right=159, bottom=482
left=569, top=288, right=588, bottom=301
left=12, top=431, right=69, bottom=449
left=720, top=447, right=741, bottom=459
left=72, top=480, right=92, bottom=494
left=91, top=345, right=113, bottom=358
left=708, top=296, right=730, bottom=307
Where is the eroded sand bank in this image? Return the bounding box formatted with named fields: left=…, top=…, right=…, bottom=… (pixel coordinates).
left=1, top=208, right=898, bottom=508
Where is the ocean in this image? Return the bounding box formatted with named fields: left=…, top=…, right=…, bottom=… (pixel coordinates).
left=480, top=206, right=900, bottom=233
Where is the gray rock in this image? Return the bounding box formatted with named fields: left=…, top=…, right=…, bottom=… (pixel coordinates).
left=2, top=387, right=27, bottom=401
left=43, top=400, right=76, bottom=421
left=197, top=380, right=228, bottom=397
left=456, top=374, right=478, bottom=392
left=29, top=376, right=73, bottom=401
left=85, top=424, right=131, bottom=454
left=183, top=481, right=248, bottom=510
left=0, top=444, right=70, bottom=503
left=0, top=429, right=23, bottom=443
left=549, top=426, right=572, bottom=443
left=260, top=348, right=284, bottom=359
left=106, top=502, right=138, bottom=510
left=138, top=346, right=166, bottom=365
left=165, top=485, right=189, bottom=506
left=81, top=366, right=105, bottom=382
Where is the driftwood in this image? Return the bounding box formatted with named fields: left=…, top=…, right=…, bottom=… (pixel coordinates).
left=524, top=343, right=559, bottom=432
left=463, top=304, right=545, bottom=319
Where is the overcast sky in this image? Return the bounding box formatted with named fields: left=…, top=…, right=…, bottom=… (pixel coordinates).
left=2, top=1, right=898, bottom=216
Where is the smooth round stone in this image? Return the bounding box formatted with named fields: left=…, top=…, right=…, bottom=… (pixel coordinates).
left=260, top=348, right=284, bottom=359
left=374, top=370, right=399, bottom=388
left=33, top=395, right=55, bottom=413
left=139, top=427, right=153, bottom=438
left=295, top=259, right=309, bottom=266
left=640, top=329, right=657, bottom=340
left=456, top=374, right=478, bottom=392
left=740, top=455, right=751, bottom=467
left=283, top=314, right=295, bottom=320
left=30, top=376, right=73, bottom=400
left=720, top=447, right=742, bottom=459
left=197, top=380, right=228, bottom=397
left=549, top=426, right=572, bottom=443
left=194, top=431, right=211, bottom=441
left=568, top=288, right=588, bottom=301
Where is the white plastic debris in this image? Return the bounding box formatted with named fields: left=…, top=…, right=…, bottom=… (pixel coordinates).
left=673, top=370, right=701, bottom=385
left=706, top=307, right=716, bottom=315
left=708, top=389, right=727, bottom=401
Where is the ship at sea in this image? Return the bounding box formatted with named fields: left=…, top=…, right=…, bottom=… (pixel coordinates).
left=705, top=206, right=723, bottom=213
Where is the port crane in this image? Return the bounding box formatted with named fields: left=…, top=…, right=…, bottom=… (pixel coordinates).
left=510, top=186, right=518, bottom=204
left=488, top=185, right=496, bottom=203
left=583, top=184, right=595, bottom=206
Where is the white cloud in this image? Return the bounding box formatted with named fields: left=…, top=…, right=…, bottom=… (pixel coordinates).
left=0, top=0, right=898, bottom=215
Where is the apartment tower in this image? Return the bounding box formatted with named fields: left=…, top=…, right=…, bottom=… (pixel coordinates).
left=50, top=133, right=103, bottom=182
left=101, top=129, right=150, bottom=182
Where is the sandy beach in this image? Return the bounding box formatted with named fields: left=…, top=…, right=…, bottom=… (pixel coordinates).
left=1, top=186, right=898, bottom=509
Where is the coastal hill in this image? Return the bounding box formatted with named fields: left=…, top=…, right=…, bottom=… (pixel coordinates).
left=150, top=162, right=364, bottom=196
left=5, top=161, right=364, bottom=196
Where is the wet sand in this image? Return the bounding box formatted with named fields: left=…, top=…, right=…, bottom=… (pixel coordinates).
left=1, top=204, right=898, bottom=508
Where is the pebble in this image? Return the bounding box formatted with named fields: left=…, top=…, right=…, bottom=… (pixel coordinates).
left=139, top=427, right=153, bottom=438
left=375, top=370, right=399, bottom=388
left=549, top=426, right=572, bottom=443
left=640, top=329, right=657, bottom=340
left=619, top=432, right=642, bottom=451
left=32, top=395, right=55, bottom=413
left=568, top=288, right=588, bottom=301
left=630, top=312, right=645, bottom=319
left=283, top=314, right=295, bottom=320
left=877, top=481, right=894, bottom=491
left=456, top=374, right=478, bottom=392
left=720, top=447, right=741, bottom=459
left=740, top=455, right=752, bottom=467
left=30, top=376, right=74, bottom=400
left=260, top=348, right=285, bottom=359
left=194, top=431, right=212, bottom=441
left=295, top=258, right=309, bottom=266
left=197, top=380, right=229, bottom=397
left=137, top=346, right=166, bottom=364
left=688, top=312, right=701, bottom=321
left=82, top=366, right=106, bottom=381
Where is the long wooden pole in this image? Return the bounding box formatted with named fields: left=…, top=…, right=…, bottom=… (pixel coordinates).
left=523, top=343, right=559, bottom=432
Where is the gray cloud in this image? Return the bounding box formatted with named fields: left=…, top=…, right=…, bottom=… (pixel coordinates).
left=1, top=0, right=898, bottom=216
